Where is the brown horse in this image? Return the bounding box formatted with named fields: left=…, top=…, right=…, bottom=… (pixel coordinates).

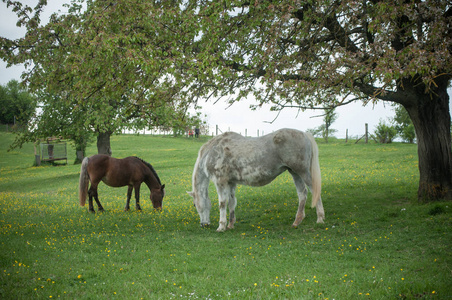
left=79, top=155, right=165, bottom=212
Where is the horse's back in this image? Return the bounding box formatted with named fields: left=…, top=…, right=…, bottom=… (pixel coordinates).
left=87, top=155, right=145, bottom=187
left=198, top=129, right=312, bottom=186
left=87, top=154, right=111, bottom=174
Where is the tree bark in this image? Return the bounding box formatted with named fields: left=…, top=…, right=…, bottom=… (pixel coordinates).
left=97, top=131, right=112, bottom=156
left=402, top=79, right=452, bottom=202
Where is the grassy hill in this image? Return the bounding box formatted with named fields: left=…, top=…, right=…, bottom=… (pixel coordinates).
left=0, top=132, right=450, bottom=299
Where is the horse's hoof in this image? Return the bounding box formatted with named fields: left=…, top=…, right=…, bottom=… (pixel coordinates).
left=98, top=209, right=105, bottom=213
left=200, top=223, right=210, bottom=228
left=216, top=226, right=226, bottom=232
left=89, top=210, right=95, bottom=213
left=124, top=207, right=130, bottom=212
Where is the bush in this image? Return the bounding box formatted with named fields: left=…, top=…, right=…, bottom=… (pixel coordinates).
left=373, top=120, right=397, bottom=143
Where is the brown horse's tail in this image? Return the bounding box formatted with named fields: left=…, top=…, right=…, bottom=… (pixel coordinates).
left=306, top=133, right=322, bottom=208
left=79, top=157, right=90, bottom=206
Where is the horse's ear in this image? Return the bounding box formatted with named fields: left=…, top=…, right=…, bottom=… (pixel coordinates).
left=161, top=184, right=165, bottom=191
left=187, top=191, right=194, bottom=198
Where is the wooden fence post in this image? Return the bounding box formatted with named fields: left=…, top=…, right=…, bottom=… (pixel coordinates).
left=365, top=123, right=368, bottom=144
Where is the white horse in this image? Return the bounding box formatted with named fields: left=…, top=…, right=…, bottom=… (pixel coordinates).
left=187, top=128, right=324, bottom=232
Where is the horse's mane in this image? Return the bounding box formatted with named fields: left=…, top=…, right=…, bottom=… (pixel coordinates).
left=134, top=157, right=162, bottom=185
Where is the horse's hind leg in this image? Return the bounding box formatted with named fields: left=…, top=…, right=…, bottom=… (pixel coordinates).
left=124, top=186, right=133, bottom=211
left=88, top=183, right=104, bottom=212
left=88, top=188, right=95, bottom=213
left=289, top=172, right=308, bottom=227
left=94, top=194, right=104, bottom=212
left=315, top=196, right=325, bottom=223
left=227, top=184, right=237, bottom=230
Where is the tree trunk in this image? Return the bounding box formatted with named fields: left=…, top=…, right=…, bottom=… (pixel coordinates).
left=97, top=131, right=112, bottom=156
left=402, top=80, right=452, bottom=202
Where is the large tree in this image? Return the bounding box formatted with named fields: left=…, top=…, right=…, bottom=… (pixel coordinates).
left=186, top=0, right=452, bottom=202
left=1, top=0, right=198, bottom=154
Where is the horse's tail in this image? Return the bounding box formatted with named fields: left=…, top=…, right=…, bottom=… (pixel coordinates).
left=79, top=157, right=90, bottom=206
left=306, top=133, right=322, bottom=208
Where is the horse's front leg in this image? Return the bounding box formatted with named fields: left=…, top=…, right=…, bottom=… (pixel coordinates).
left=134, top=184, right=141, bottom=211
left=216, top=183, right=231, bottom=232
left=217, top=199, right=227, bottom=232
left=124, top=186, right=133, bottom=211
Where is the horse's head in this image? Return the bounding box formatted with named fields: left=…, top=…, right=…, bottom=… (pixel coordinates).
left=187, top=190, right=211, bottom=227
left=151, top=184, right=165, bottom=210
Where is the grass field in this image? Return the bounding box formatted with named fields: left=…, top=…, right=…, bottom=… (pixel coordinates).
left=0, top=132, right=450, bottom=299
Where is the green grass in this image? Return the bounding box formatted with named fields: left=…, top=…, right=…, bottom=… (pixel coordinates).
left=0, top=132, right=450, bottom=299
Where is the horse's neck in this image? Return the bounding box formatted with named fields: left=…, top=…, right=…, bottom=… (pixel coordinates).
left=144, top=173, right=160, bottom=190
left=193, top=163, right=209, bottom=195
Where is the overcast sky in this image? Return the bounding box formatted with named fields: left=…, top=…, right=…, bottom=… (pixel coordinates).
left=1, top=1, right=450, bottom=138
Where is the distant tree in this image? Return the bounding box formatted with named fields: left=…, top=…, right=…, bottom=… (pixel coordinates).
left=308, top=108, right=337, bottom=143
left=8, top=90, right=95, bottom=163
left=0, top=80, right=35, bottom=126
left=373, top=120, right=397, bottom=144
left=322, top=109, right=338, bottom=143
left=393, top=105, right=416, bottom=143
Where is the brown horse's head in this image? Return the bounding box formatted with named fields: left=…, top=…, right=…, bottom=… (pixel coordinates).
left=150, top=184, right=165, bottom=210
